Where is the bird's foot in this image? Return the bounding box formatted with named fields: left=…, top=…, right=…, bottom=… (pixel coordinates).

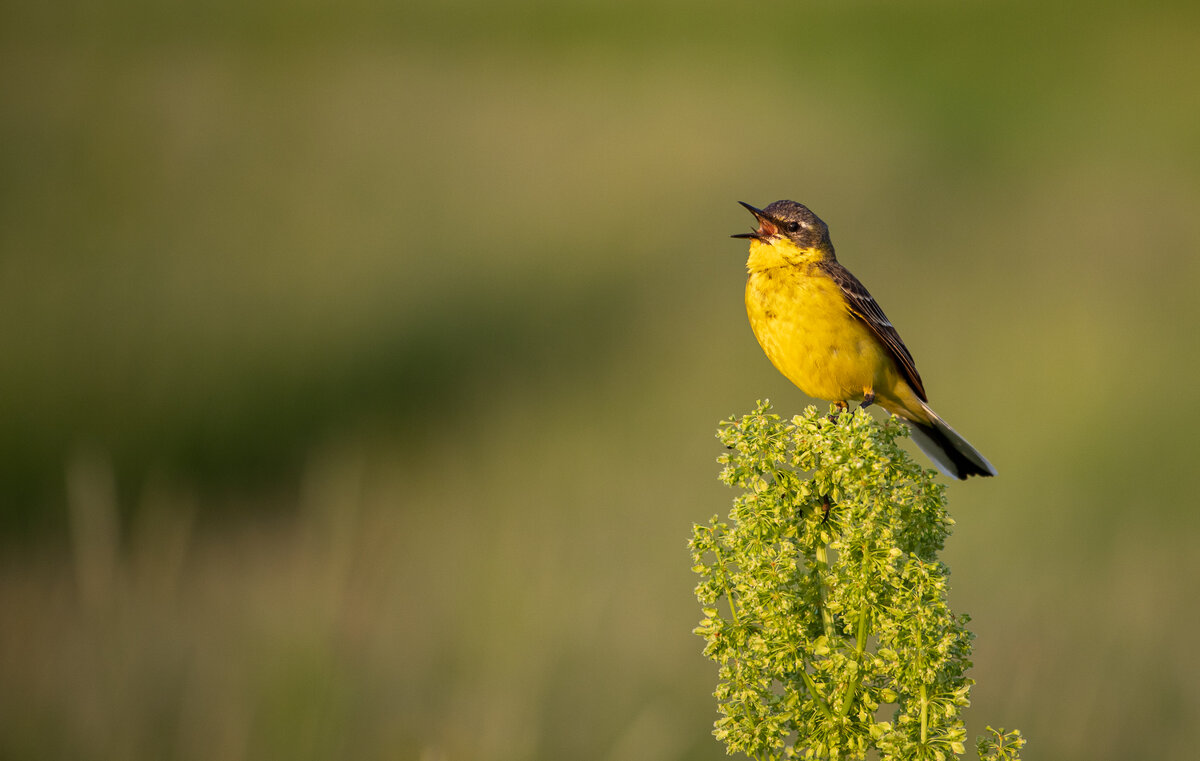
left=859, top=391, right=876, bottom=410
left=828, top=401, right=848, bottom=422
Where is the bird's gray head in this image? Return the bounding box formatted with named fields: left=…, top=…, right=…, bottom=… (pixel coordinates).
left=732, top=200, right=833, bottom=252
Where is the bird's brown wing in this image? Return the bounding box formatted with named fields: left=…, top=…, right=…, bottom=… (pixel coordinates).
left=818, top=260, right=928, bottom=402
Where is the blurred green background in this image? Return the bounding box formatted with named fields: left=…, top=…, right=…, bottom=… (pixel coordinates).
left=3, top=1, right=1199, bottom=758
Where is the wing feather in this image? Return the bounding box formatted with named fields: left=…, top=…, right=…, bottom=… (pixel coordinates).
left=818, top=260, right=928, bottom=402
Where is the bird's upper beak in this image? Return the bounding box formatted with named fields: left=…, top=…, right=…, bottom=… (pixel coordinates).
left=731, top=201, right=779, bottom=241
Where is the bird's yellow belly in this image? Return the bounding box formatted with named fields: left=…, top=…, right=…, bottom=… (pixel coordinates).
left=746, top=269, right=892, bottom=403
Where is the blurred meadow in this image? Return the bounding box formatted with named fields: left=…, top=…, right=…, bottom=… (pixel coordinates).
left=3, top=1, right=1200, bottom=758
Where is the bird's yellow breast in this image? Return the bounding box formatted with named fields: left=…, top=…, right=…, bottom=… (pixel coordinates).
left=745, top=248, right=894, bottom=403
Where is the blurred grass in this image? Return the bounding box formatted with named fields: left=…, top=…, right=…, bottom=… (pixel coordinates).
left=3, top=0, right=1200, bottom=759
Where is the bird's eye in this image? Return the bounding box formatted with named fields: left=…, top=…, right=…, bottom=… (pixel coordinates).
left=785, top=222, right=801, bottom=233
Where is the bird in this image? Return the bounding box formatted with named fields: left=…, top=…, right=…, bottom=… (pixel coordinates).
left=733, top=200, right=995, bottom=479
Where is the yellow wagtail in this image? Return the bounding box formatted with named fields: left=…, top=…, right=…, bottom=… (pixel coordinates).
left=733, top=200, right=995, bottom=479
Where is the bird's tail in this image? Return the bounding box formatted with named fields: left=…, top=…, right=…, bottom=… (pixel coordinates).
left=903, top=402, right=996, bottom=480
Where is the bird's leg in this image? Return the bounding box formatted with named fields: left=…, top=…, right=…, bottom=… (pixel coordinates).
left=859, top=390, right=876, bottom=410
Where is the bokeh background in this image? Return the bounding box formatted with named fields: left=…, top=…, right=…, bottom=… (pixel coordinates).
left=3, top=1, right=1199, bottom=759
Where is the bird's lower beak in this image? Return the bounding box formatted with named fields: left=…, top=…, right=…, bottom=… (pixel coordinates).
left=731, top=201, right=779, bottom=240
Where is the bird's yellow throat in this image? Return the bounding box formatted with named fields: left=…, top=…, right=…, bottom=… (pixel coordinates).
left=744, top=237, right=827, bottom=273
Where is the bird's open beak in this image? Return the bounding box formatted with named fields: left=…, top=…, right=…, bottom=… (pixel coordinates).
left=731, top=201, right=779, bottom=240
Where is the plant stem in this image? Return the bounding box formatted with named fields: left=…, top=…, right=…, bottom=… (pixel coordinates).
left=813, top=541, right=835, bottom=641
left=837, top=598, right=870, bottom=717
left=712, top=540, right=742, bottom=628
left=800, top=664, right=835, bottom=721
left=919, top=683, right=929, bottom=747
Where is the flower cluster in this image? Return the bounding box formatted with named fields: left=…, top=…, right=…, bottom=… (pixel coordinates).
left=690, top=401, right=1020, bottom=760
